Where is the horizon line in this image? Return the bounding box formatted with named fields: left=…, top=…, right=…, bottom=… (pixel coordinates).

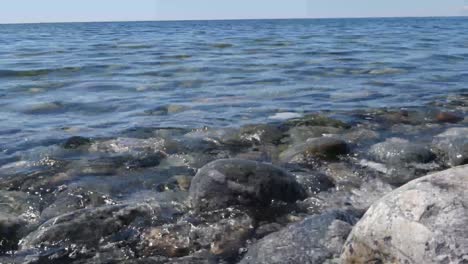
left=1, top=14, right=466, bottom=25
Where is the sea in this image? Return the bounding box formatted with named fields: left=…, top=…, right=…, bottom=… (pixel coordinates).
left=0, top=17, right=467, bottom=165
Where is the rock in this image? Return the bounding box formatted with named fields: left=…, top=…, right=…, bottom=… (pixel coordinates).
left=369, top=138, right=435, bottom=164
left=435, top=112, right=463, bottom=123
left=20, top=203, right=176, bottom=250
left=240, top=211, right=356, bottom=264
left=285, top=114, right=350, bottom=128
left=39, top=187, right=112, bottom=222
left=0, top=191, right=41, bottom=253
left=285, top=126, right=343, bottom=145
left=341, top=165, right=468, bottom=264
left=63, top=136, right=92, bottom=149
left=189, top=159, right=306, bottom=212
left=433, top=128, right=468, bottom=167
left=290, top=167, right=335, bottom=195
left=138, top=208, right=254, bottom=260
left=280, top=137, right=349, bottom=162
left=239, top=124, right=285, bottom=145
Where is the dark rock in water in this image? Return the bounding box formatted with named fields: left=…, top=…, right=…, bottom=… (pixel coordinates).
left=240, top=210, right=356, bottom=264
left=284, top=126, right=343, bottom=146
left=285, top=114, right=350, bottom=128
left=124, top=152, right=167, bottom=169
left=137, top=208, right=253, bottom=261
left=433, top=128, right=468, bottom=167
left=20, top=203, right=176, bottom=251
left=280, top=137, right=349, bottom=162
left=369, top=138, right=435, bottom=164
left=0, top=191, right=41, bottom=253
left=341, top=165, right=468, bottom=264
left=63, top=136, right=92, bottom=149
left=290, top=167, right=335, bottom=195
left=239, top=124, right=286, bottom=145
left=189, top=159, right=306, bottom=212
left=435, top=111, right=463, bottom=123
left=39, top=187, right=112, bottom=223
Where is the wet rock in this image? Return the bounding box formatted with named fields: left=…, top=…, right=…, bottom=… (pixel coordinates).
left=341, top=165, right=468, bottom=264
left=285, top=114, right=350, bottom=128
left=20, top=202, right=176, bottom=251
left=89, top=137, right=171, bottom=156
left=63, top=136, right=92, bottom=149
left=369, top=138, right=435, bottom=164
left=240, top=211, right=356, bottom=264
left=189, top=159, right=306, bottom=212
left=0, top=191, right=41, bottom=253
left=280, top=137, right=349, bottom=162
left=433, top=127, right=468, bottom=167
left=341, top=128, right=380, bottom=145
left=435, top=111, right=463, bottom=123
left=239, top=124, right=285, bottom=145
left=285, top=126, right=342, bottom=145
left=39, top=187, right=112, bottom=222
left=254, top=222, right=283, bottom=239
left=138, top=208, right=253, bottom=261
left=290, top=167, right=335, bottom=195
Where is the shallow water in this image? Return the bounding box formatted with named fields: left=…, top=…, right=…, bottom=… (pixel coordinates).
left=1, top=17, right=468, bottom=158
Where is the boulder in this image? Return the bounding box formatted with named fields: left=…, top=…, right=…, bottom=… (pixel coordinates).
left=341, top=165, right=468, bottom=264
left=189, top=159, right=306, bottom=212
left=240, top=211, right=356, bottom=264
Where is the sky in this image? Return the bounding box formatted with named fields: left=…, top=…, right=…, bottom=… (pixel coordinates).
left=0, top=0, right=466, bottom=24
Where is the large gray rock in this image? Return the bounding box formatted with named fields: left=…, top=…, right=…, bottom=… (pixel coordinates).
left=341, top=165, right=468, bottom=264
left=240, top=211, right=356, bottom=264
left=189, top=159, right=306, bottom=212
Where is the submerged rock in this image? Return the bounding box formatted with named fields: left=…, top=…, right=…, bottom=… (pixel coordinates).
left=63, top=136, right=92, bottom=149
left=240, top=210, right=356, bottom=264
left=341, top=165, right=468, bottom=264
left=285, top=114, right=350, bottom=128
left=189, top=159, right=306, bottom=212
left=280, top=137, right=349, bottom=162
left=435, top=111, right=464, bottom=123
left=20, top=202, right=176, bottom=251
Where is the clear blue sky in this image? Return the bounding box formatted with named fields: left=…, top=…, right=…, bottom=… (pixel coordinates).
left=1, top=0, right=466, bottom=24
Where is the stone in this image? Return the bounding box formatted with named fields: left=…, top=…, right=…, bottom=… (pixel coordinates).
left=433, top=127, right=468, bottom=167
left=0, top=191, right=41, bottom=253
left=63, top=136, right=92, bottom=149
left=20, top=203, right=175, bottom=250
left=341, top=165, right=468, bottom=264
left=189, top=159, right=306, bottom=212
left=280, top=137, right=349, bottom=162
left=435, top=112, right=463, bottom=123
left=137, top=208, right=253, bottom=261
left=240, top=211, right=356, bottom=264
left=369, top=138, right=435, bottom=164
left=285, top=114, right=350, bottom=128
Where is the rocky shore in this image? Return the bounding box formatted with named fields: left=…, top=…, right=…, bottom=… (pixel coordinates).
left=0, top=94, right=467, bottom=263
